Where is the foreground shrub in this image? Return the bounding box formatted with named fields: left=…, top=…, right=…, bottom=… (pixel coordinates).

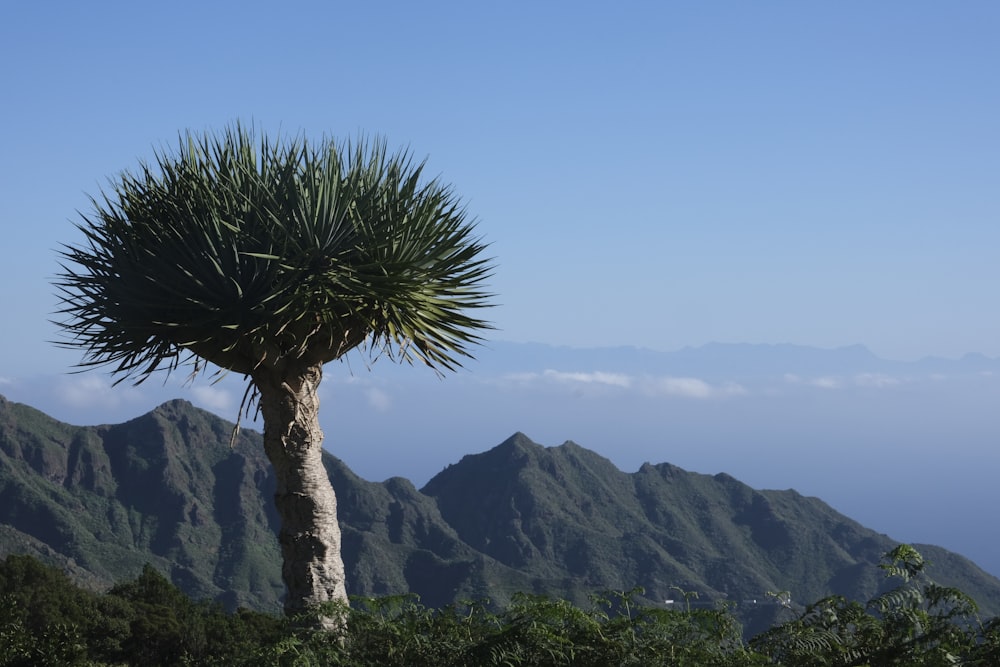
left=1, top=547, right=998, bottom=665
left=751, top=544, right=989, bottom=665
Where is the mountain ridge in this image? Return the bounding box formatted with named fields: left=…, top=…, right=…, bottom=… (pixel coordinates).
left=1, top=393, right=999, bottom=625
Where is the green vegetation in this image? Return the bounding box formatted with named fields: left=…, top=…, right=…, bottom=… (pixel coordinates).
left=3, top=546, right=999, bottom=666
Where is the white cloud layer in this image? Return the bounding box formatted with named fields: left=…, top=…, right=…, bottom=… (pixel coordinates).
left=500, top=369, right=744, bottom=399
left=784, top=373, right=904, bottom=390
left=54, top=375, right=144, bottom=411
left=365, top=387, right=392, bottom=412
left=190, top=385, right=235, bottom=412
left=643, top=376, right=714, bottom=398
left=542, top=370, right=632, bottom=387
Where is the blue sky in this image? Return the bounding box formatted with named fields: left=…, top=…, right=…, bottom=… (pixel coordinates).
left=3, top=1, right=999, bottom=374
left=2, top=3, right=1000, bottom=575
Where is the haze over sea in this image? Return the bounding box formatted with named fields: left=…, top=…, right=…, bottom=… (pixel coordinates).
left=2, top=3, right=998, bottom=583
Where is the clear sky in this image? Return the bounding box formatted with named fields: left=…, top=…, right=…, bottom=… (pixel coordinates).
left=2, top=1, right=999, bottom=378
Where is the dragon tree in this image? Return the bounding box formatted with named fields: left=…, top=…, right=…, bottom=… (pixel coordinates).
left=54, top=125, right=494, bottom=626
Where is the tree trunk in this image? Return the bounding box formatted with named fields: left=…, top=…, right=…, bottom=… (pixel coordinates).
left=253, top=362, right=348, bottom=626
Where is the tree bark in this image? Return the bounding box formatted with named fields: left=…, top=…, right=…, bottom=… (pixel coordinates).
left=253, top=362, right=348, bottom=626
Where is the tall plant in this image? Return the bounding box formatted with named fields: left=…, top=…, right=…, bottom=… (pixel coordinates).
left=55, top=125, right=494, bottom=624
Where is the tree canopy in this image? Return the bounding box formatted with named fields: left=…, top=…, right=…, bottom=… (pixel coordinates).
left=55, top=126, right=494, bottom=382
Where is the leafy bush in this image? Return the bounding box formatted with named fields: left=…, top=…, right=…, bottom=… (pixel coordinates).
left=751, top=544, right=990, bottom=665
left=1, top=547, right=998, bottom=665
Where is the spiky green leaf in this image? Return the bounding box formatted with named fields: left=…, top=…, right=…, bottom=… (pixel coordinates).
left=55, top=124, right=495, bottom=382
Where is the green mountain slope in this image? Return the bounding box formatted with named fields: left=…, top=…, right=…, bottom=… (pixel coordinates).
left=1, top=394, right=998, bottom=622
left=421, top=433, right=959, bottom=608
left=0, top=396, right=285, bottom=610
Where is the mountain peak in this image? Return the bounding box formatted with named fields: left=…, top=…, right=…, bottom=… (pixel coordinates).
left=498, top=431, right=542, bottom=452
left=421, top=432, right=542, bottom=495
left=149, top=398, right=201, bottom=419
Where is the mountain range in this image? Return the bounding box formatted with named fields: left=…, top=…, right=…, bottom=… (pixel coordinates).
left=10, top=340, right=1000, bottom=583
left=2, top=392, right=999, bottom=630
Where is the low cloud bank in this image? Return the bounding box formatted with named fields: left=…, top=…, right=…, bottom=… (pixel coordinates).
left=500, top=369, right=744, bottom=399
